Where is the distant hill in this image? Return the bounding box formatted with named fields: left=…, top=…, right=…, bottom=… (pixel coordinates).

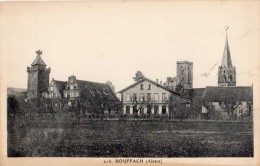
left=7, top=88, right=27, bottom=100
left=7, top=87, right=27, bottom=95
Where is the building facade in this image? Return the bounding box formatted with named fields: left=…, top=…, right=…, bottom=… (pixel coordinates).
left=119, top=78, right=179, bottom=116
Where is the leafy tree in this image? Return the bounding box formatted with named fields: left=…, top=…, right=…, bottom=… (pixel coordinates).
left=133, top=71, right=145, bottom=82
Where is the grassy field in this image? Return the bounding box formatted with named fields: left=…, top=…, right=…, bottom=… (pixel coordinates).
left=8, top=119, right=253, bottom=157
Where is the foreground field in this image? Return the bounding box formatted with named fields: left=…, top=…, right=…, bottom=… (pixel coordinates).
left=8, top=119, right=253, bottom=157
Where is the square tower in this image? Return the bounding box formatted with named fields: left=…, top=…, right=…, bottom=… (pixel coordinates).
left=177, top=61, right=193, bottom=89
left=27, top=50, right=51, bottom=98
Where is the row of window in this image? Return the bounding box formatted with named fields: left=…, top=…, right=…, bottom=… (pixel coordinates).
left=46, top=93, right=58, bottom=98
left=220, top=75, right=234, bottom=82
left=64, top=92, right=79, bottom=98
left=140, top=84, right=152, bottom=90
left=125, top=105, right=167, bottom=114
left=126, top=93, right=167, bottom=102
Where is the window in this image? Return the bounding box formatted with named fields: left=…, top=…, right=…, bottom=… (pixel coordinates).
left=140, top=107, right=144, bottom=114
left=133, top=93, right=137, bottom=101
left=133, top=106, right=138, bottom=114
left=162, top=105, right=166, bottom=114
left=50, top=86, right=54, bottom=91
left=147, top=105, right=151, bottom=115
left=154, top=105, right=159, bottom=114
left=148, top=84, right=152, bottom=90
left=229, top=75, right=232, bottom=81
left=74, top=86, right=77, bottom=89
left=126, top=106, right=130, bottom=114
left=140, top=93, right=144, bottom=101
left=147, top=93, right=151, bottom=100
left=223, top=75, right=227, bottom=82
left=126, top=93, right=131, bottom=101
left=154, top=93, right=159, bottom=101
left=67, top=93, right=70, bottom=98
left=162, top=93, right=166, bottom=101
left=140, top=84, right=144, bottom=90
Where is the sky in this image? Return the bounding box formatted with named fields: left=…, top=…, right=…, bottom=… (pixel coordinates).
left=1, top=1, right=259, bottom=92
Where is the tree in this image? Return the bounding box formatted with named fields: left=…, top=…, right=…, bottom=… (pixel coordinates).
left=133, top=71, right=145, bottom=82
left=169, top=92, right=191, bottom=120
left=7, top=96, right=19, bottom=118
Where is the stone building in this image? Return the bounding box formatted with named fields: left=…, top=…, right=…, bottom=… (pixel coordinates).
left=27, top=50, right=50, bottom=99
left=164, top=61, right=193, bottom=91
left=218, top=35, right=236, bottom=87
left=119, top=34, right=253, bottom=120
left=46, top=75, right=119, bottom=115
left=189, top=34, right=252, bottom=120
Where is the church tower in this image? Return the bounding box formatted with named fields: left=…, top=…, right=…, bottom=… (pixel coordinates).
left=177, top=61, right=193, bottom=89
left=218, top=33, right=236, bottom=87
left=27, top=50, right=51, bottom=98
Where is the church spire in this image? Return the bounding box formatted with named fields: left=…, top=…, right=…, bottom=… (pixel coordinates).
left=221, top=34, right=232, bottom=68
left=218, top=27, right=236, bottom=87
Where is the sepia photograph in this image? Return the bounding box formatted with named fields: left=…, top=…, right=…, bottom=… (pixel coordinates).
left=0, top=1, right=259, bottom=166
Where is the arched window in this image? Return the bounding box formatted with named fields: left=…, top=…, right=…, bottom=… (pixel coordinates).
left=223, top=75, right=227, bottom=82
left=229, top=75, right=232, bottom=81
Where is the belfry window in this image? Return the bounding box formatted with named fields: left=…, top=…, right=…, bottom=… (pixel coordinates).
left=229, top=75, right=232, bottom=81
left=223, top=75, right=227, bottom=82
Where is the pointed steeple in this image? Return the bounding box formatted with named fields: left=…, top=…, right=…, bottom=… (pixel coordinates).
left=218, top=28, right=236, bottom=87
left=221, top=35, right=232, bottom=68
left=31, top=49, right=46, bottom=66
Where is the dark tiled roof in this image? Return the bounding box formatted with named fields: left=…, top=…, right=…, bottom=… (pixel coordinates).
left=118, top=77, right=179, bottom=95
left=31, top=55, right=46, bottom=66
left=53, top=80, right=66, bottom=95
left=77, top=80, right=118, bottom=101
left=202, top=86, right=253, bottom=103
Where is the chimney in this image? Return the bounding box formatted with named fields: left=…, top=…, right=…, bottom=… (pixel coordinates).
left=156, top=79, right=158, bottom=84
left=160, top=81, right=162, bottom=85
left=163, top=83, right=166, bottom=86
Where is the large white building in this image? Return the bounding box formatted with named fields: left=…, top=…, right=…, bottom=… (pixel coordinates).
left=118, top=77, right=179, bottom=116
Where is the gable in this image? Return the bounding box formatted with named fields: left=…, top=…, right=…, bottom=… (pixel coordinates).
left=122, top=80, right=170, bottom=94
left=118, top=77, right=179, bottom=95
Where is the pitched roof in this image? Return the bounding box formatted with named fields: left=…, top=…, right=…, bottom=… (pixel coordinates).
left=76, top=80, right=118, bottom=101
left=221, top=36, right=233, bottom=68
left=53, top=80, right=66, bottom=95
left=202, top=86, right=252, bottom=103
left=31, top=55, right=46, bottom=66
left=118, top=77, right=179, bottom=95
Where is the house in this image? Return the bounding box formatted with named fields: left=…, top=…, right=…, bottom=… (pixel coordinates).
left=118, top=77, right=179, bottom=117
left=199, top=86, right=253, bottom=120
left=47, top=79, right=66, bottom=99
left=46, top=75, right=120, bottom=116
